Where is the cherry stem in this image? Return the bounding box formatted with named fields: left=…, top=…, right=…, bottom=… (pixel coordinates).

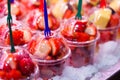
left=100, top=0, right=106, bottom=8
left=7, top=0, right=15, bottom=53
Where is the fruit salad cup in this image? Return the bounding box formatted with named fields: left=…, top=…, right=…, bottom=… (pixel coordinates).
left=59, top=16, right=99, bottom=68
left=27, top=34, right=71, bottom=79
left=0, top=22, right=32, bottom=47
left=89, top=7, right=120, bottom=44
left=0, top=46, right=39, bottom=80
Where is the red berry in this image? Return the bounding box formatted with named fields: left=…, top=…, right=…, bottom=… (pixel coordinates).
left=5, top=29, right=24, bottom=45
left=19, top=58, right=35, bottom=76
left=73, top=21, right=87, bottom=32
left=77, top=32, right=90, bottom=42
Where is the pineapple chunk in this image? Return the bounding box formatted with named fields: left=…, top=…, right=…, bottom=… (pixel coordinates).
left=93, top=8, right=112, bottom=29
left=89, top=0, right=99, bottom=6
left=51, top=0, right=68, bottom=19
left=109, top=0, right=120, bottom=12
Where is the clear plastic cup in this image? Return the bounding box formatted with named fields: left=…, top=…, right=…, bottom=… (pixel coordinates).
left=0, top=46, right=39, bottom=80
left=98, top=26, right=119, bottom=44
left=59, top=16, right=100, bottom=68
left=28, top=35, right=71, bottom=79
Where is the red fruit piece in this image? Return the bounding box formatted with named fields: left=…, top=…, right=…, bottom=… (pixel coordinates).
left=6, top=69, right=22, bottom=79
left=100, top=31, right=113, bottom=43
left=73, top=20, right=87, bottom=32
left=49, top=38, right=61, bottom=56
left=5, top=29, right=24, bottom=45
left=107, top=13, right=119, bottom=27
left=19, top=58, right=35, bottom=76
left=27, top=40, right=37, bottom=54
left=0, top=70, right=6, bottom=79
left=85, top=24, right=97, bottom=36
left=3, top=54, right=17, bottom=72
left=76, top=32, right=90, bottom=42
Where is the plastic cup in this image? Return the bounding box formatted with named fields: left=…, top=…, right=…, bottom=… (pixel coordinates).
left=98, top=25, right=120, bottom=44
left=29, top=35, right=71, bottom=79
left=59, top=16, right=100, bottom=68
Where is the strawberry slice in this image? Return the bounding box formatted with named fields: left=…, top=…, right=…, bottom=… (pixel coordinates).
left=85, top=24, right=97, bottom=36
left=5, top=29, right=24, bottom=45
left=74, top=32, right=90, bottom=42
left=35, top=39, right=51, bottom=59
left=11, top=4, right=21, bottom=16
left=27, top=40, right=37, bottom=54
left=49, top=38, right=63, bottom=56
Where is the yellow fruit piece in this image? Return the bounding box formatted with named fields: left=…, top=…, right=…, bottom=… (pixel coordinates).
left=51, top=0, right=68, bottom=19
left=89, top=0, right=99, bottom=6
left=94, top=8, right=112, bottom=29
left=109, top=0, right=120, bottom=12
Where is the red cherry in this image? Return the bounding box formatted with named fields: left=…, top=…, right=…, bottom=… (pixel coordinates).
left=19, top=58, right=35, bottom=76
left=73, top=21, right=87, bottom=32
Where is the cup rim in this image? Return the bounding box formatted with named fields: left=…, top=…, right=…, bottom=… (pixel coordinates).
left=60, top=31, right=100, bottom=46
left=98, top=25, right=120, bottom=31
left=32, top=47, right=71, bottom=63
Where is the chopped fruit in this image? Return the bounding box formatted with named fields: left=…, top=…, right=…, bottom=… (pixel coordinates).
left=36, top=13, right=59, bottom=30
left=23, top=29, right=32, bottom=43
left=6, top=69, right=22, bottom=79
left=85, top=24, right=97, bottom=36
left=100, top=31, right=113, bottom=42
left=27, top=40, right=37, bottom=54
left=74, top=32, right=90, bottom=42
left=0, top=71, right=6, bottom=78
left=91, top=8, right=112, bottom=29
left=63, top=9, right=73, bottom=19
left=3, top=54, right=17, bottom=72
left=109, top=0, right=120, bottom=13
left=11, top=4, right=21, bottom=16
left=34, top=39, right=51, bottom=59
left=52, top=0, right=68, bottom=19
left=73, top=21, right=87, bottom=32
left=107, top=13, right=119, bottom=27
left=5, top=29, right=24, bottom=45
left=19, top=58, right=35, bottom=76
left=49, top=38, right=60, bottom=56
left=5, top=29, right=31, bottom=45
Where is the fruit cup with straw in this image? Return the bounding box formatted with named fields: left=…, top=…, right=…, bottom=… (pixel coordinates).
left=89, top=0, right=120, bottom=44
left=0, top=0, right=39, bottom=79
left=27, top=0, right=71, bottom=79
left=59, top=0, right=99, bottom=68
